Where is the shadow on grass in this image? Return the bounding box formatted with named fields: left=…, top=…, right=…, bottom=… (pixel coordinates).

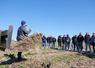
left=50, top=47, right=59, bottom=50
left=51, top=47, right=95, bottom=59
left=81, top=52, right=95, bottom=58
left=0, top=54, right=27, bottom=65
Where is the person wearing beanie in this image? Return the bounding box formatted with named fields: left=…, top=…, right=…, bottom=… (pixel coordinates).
left=16, top=20, right=31, bottom=61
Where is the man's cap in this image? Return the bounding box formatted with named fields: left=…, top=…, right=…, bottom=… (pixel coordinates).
left=21, top=20, right=26, bottom=25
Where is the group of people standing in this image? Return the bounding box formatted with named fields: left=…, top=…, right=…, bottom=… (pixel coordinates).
left=72, top=32, right=95, bottom=53
left=42, top=36, right=56, bottom=48
left=16, top=20, right=95, bottom=61
left=42, top=32, right=95, bottom=53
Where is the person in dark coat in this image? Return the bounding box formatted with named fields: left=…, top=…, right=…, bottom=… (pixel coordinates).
left=65, top=34, right=71, bottom=51
left=46, top=37, right=49, bottom=45
left=77, top=32, right=84, bottom=52
left=62, top=35, right=66, bottom=50
left=52, top=37, right=56, bottom=48
left=84, top=32, right=91, bottom=52
left=42, top=35, right=47, bottom=48
left=58, top=35, right=62, bottom=49
left=90, top=33, right=95, bottom=53
left=16, top=20, right=31, bottom=60
left=47, top=36, right=52, bottom=48
left=72, top=35, right=78, bottom=51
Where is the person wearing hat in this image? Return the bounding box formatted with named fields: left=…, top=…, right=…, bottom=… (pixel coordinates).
left=17, top=20, right=31, bottom=60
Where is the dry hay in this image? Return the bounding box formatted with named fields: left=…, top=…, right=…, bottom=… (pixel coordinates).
left=10, top=33, right=42, bottom=52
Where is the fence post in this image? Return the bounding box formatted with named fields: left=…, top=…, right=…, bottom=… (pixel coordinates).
left=6, top=25, right=13, bottom=49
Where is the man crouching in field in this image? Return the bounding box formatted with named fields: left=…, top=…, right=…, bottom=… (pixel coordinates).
left=16, top=20, right=31, bottom=60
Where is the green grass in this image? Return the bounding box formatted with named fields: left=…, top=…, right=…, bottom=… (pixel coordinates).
left=19, top=65, right=25, bottom=68
left=0, top=65, right=9, bottom=68
left=24, top=52, right=37, bottom=57
left=50, top=52, right=89, bottom=64
left=0, top=48, right=93, bottom=68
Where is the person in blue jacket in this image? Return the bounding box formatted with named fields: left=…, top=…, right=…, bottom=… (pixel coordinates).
left=17, top=20, right=31, bottom=60
left=42, top=35, right=47, bottom=48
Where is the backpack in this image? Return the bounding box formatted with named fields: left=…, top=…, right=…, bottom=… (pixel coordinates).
left=22, top=25, right=31, bottom=35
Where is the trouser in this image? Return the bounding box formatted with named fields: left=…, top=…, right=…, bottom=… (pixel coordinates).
left=48, top=42, right=52, bottom=48
left=65, top=42, right=70, bottom=51
left=58, top=42, right=61, bottom=47
left=92, top=44, right=95, bottom=53
left=62, top=43, right=65, bottom=50
left=73, top=43, right=76, bottom=51
left=48, top=42, right=51, bottom=47
left=52, top=42, right=55, bottom=48
left=78, top=42, right=83, bottom=52
left=17, top=52, right=22, bottom=60
left=85, top=43, right=91, bottom=52
left=73, top=43, right=79, bottom=51
left=42, top=42, right=46, bottom=48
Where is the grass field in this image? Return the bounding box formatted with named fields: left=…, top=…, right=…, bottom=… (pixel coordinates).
left=0, top=48, right=95, bottom=68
